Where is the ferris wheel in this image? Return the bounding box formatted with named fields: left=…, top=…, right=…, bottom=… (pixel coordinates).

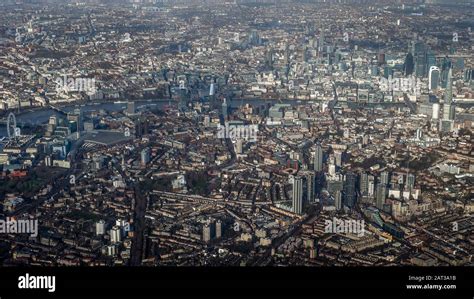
left=7, top=112, right=18, bottom=140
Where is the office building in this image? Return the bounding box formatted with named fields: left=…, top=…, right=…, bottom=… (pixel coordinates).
left=306, top=172, right=315, bottom=203
left=380, top=171, right=390, bottom=186
left=406, top=174, right=415, bottom=192
left=376, top=185, right=386, bottom=210
left=343, top=172, right=357, bottom=208
left=314, top=144, right=323, bottom=172
left=367, top=175, right=375, bottom=199
left=203, top=221, right=216, bottom=243
left=291, top=175, right=305, bottom=215
left=360, top=172, right=369, bottom=196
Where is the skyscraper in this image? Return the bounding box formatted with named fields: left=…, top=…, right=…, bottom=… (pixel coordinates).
left=284, top=43, right=289, bottom=66
left=179, top=89, right=187, bottom=111
left=96, top=220, right=106, bottom=236
left=334, top=151, right=343, bottom=167
left=404, top=53, right=414, bottom=76
left=380, top=171, right=390, bottom=187
left=441, top=58, right=452, bottom=88
left=306, top=172, right=315, bottom=203
left=328, top=163, right=336, bottom=177
left=426, top=51, right=436, bottom=71
left=203, top=223, right=212, bottom=243
left=209, top=82, right=216, bottom=109
left=443, top=68, right=455, bottom=121
left=376, top=171, right=390, bottom=210
left=110, top=226, right=121, bottom=243
left=327, top=175, right=343, bottom=197
left=248, top=30, right=261, bottom=46
left=443, top=105, right=455, bottom=123
left=413, top=42, right=427, bottom=77
left=359, top=171, right=369, bottom=197
left=464, top=69, right=473, bottom=82
left=266, top=48, right=273, bottom=69
left=367, top=175, right=375, bottom=199
left=416, top=52, right=426, bottom=77
left=314, top=144, right=323, bottom=172
left=202, top=221, right=216, bottom=243
left=406, top=174, right=415, bottom=192
left=429, top=66, right=440, bottom=90
left=445, top=68, right=453, bottom=104
left=209, top=82, right=215, bottom=96
left=318, top=31, right=325, bottom=54
left=376, top=184, right=386, bottom=210
left=343, top=172, right=357, bottom=208
left=334, top=191, right=342, bottom=211
left=222, top=98, right=228, bottom=120
left=216, top=220, right=222, bottom=239
left=291, top=175, right=304, bottom=215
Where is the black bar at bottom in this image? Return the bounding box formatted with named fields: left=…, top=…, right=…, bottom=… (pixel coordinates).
left=0, top=267, right=472, bottom=298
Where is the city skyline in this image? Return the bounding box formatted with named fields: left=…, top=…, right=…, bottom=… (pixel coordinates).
left=0, top=0, right=472, bottom=273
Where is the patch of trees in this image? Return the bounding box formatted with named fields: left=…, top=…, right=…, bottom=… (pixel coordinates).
left=185, top=171, right=211, bottom=196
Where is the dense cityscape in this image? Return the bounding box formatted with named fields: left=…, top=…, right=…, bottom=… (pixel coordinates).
left=0, top=0, right=473, bottom=268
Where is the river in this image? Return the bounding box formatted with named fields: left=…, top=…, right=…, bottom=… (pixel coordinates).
left=0, top=98, right=411, bottom=137
left=0, top=98, right=295, bottom=137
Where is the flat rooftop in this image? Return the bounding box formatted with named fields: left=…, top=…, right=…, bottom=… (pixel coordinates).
left=81, top=130, right=133, bottom=146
